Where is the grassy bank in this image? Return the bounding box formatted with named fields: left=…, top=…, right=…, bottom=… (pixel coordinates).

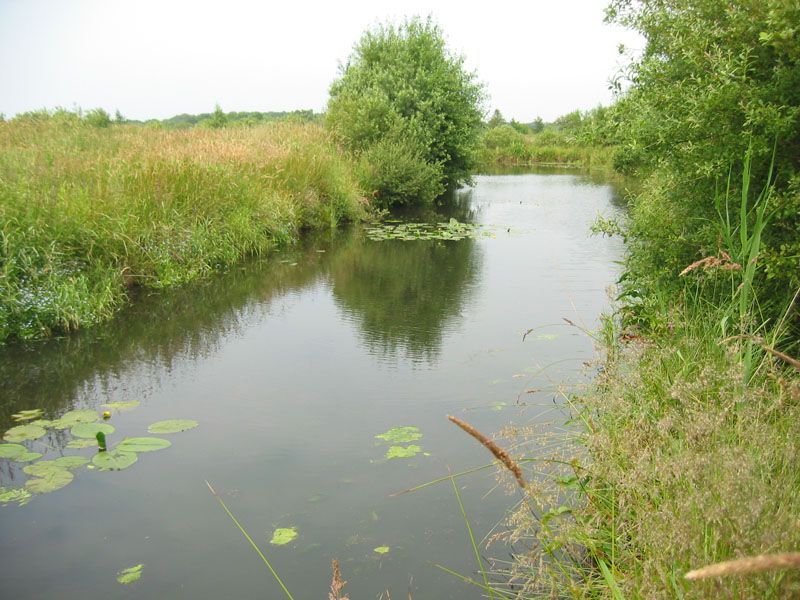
left=477, top=125, right=613, bottom=171
left=0, top=113, right=365, bottom=342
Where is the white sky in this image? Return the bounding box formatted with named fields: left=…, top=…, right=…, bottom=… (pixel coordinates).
left=0, top=0, right=642, bottom=123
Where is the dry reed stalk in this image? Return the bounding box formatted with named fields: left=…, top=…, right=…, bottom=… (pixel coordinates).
left=329, top=559, right=349, bottom=600
left=761, top=345, right=800, bottom=372
left=679, top=252, right=742, bottom=277
left=447, top=415, right=527, bottom=489
left=685, top=553, right=800, bottom=580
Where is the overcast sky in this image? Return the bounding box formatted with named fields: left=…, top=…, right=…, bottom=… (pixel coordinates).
left=0, top=0, right=642, bottom=123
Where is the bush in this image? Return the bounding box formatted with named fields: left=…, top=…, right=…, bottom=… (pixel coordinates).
left=85, top=108, right=111, bottom=128
left=327, top=17, right=485, bottom=206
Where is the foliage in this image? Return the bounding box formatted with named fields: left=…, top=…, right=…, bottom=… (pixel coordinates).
left=84, top=108, right=111, bottom=128
left=606, top=0, right=800, bottom=303
left=0, top=114, right=365, bottom=342
left=328, top=17, right=485, bottom=206
left=206, top=103, right=228, bottom=129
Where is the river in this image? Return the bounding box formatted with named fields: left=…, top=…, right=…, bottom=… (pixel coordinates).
left=0, top=171, right=623, bottom=598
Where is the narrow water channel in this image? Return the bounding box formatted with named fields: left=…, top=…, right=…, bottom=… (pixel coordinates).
left=0, top=171, right=623, bottom=599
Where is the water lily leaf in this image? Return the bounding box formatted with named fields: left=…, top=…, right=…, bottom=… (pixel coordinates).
left=270, top=527, right=298, bottom=545
left=70, top=422, right=115, bottom=439
left=54, top=456, right=91, bottom=469
left=117, top=437, right=171, bottom=453
left=4, top=424, right=46, bottom=443
left=147, top=419, right=198, bottom=434
left=92, top=449, right=138, bottom=471
left=14, top=452, right=43, bottom=462
left=537, top=333, right=559, bottom=341
left=25, top=468, right=73, bottom=494
left=102, top=401, right=140, bottom=411
left=491, top=402, right=509, bottom=411
left=51, top=409, right=99, bottom=429
left=116, top=564, right=144, bottom=585
left=23, top=461, right=61, bottom=477
left=11, top=409, right=44, bottom=422
left=0, top=486, right=33, bottom=506
left=29, top=419, right=53, bottom=428
left=385, top=445, right=422, bottom=459
left=375, top=426, right=422, bottom=444
left=66, top=438, right=98, bottom=449
left=374, top=546, right=390, bottom=554
left=0, top=443, right=28, bottom=459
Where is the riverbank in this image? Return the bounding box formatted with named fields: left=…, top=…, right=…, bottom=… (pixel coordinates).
left=0, top=114, right=365, bottom=342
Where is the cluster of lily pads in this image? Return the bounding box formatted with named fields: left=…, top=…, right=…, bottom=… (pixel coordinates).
left=365, top=219, right=495, bottom=242
left=0, top=403, right=197, bottom=506
left=374, top=426, right=428, bottom=460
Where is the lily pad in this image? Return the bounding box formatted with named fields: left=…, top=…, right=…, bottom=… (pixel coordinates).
left=117, top=437, right=171, bottom=453
left=147, top=419, right=198, bottom=434
left=25, top=468, right=74, bottom=494
left=11, top=409, right=44, bottom=422
left=0, top=487, right=33, bottom=506
left=537, top=333, right=559, bottom=341
left=4, top=424, right=46, bottom=443
left=117, top=564, right=144, bottom=584
left=92, top=449, right=138, bottom=471
left=29, top=419, right=53, bottom=428
left=375, top=426, right=422, bottom=444
left=13, top=452, right=43, bottom=462
left=70, top=422, right=115, bottom=439
left=270, top=527, right=298, bottom=545
left=54, top=456, right=91, bottom=469
left=66, top=438, right=98, bottom=449
left=102, top=401, right=141, bottom=411
left=51, top=409, right=99, bottom=430
left=385, top=445, right=422, bottom=459
left=374, top=546, right=391, bottom=554
left=0, top=443, right=28, bottom=459
left=23, top=461, right=62, bottom=477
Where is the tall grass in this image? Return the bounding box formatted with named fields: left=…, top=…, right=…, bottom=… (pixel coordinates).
left=0, top=112, right=365, bottom=342
left=505, top=154, right=800, bottom=597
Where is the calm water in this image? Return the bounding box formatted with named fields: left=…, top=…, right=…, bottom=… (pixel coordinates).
left=0, top=172, right=623, bottom=599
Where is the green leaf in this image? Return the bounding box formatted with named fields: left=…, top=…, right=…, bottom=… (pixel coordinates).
left=270, top=527, right=298, bottom=545
left=116, top=564, right=144, bottom=585
left=4, top=424, right=46, bottom=443
left=0, top=443, right=28, bottom=459
left=0, top=486, right=33, bottom=506
left=14, top=452, right=43, bottom=462
left=92, top=449, right=138, bottom=471
left=11, top=409, right=44, bottom=422
left=102, top=401, right=141, bottom=411
left=385, top=445, right=422, bottom=459
left=54, top=456, right=91, bottom=469
left=51, top=409, right=99, bottom=430
left=25, top=468, right=74, bottom=493
left=23, top=461, right=62, bottom=477
left=147, top=419, right=198, bottom=434
left=374, top=546, right=391, bottom=554
left=70, top=422, right=115, bottom=439
left=375, top=426, right=422, bottom=444
left=117, top=437, right=171, bottom=453
left=66, top=438, right=98, bottom=449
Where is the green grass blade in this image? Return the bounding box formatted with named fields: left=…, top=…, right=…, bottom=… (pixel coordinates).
left=449, top=473, right=495, bottom=600
left=598, top=558, right=626, bottom=600
left=205, top=480, right=295, bottom=600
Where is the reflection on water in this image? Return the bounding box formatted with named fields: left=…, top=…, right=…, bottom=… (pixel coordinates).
left=0, top=172, right=623, bottom=599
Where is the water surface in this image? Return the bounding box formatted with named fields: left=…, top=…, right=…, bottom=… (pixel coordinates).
left=0, top=172, right=623, bottom=598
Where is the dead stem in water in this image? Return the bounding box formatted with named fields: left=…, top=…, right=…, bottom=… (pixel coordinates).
left=329, top=559, right=350, bottom=600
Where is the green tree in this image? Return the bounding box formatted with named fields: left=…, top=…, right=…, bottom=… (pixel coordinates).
left=207, top=103, right=227, bottom=129
left=529, top=117, right=544, bottom=133
left=327, top=17, right=485, bottom=206
left=488, top=109, right=505, bottom=128
left=85, top=108, right=111, bottom=128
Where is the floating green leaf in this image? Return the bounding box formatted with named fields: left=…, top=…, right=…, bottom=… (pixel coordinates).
left=23, top=461, right=61, bottom=477
left=375, top=426, right=422, bottom=444
left=147, top=419, right=198, bottom=434
left=51, top=409, right=99, bottom=430
left=365, top=220, right=496, bottom=242
left=92, top=449, right=138, bottom=471
left=537, top=333, right=559, bottom=341
left=14, top=452, right=43, bottom=462
left=0, top=443, right=28, bottom=459
left=117, top=437, right=171, bottom=453
left=66, top=438, right=98, bottom=449
left=102, top=401, right=141, bottom=411
left=491, top=402, right=509, bottom=411
left=29, top=419, right=53, bottom=428
left=25, top=468, right=74, bottom=494
left=4, top=424, right=46, bottom=443
left=385, top=445, right=422, bottom=459
left=374, top=546, right=390, bottom=554
left=70, top=422, right=115, bottom=439
left=54, top=456, right=90, bottom=469
left=0, top=486, right=32, bottom=506
left=11, top=409, right=44, bottom=422
left=270, top=527, right=298, bottom=545
left=116, top=564, right=144, bottom=585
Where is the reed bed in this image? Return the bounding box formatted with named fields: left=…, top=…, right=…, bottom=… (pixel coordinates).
left=0, top=114, right=365, bottom=342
